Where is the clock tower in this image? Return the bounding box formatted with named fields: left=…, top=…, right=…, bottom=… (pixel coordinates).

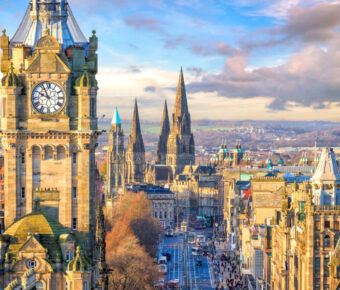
left=0, top=0, right=99, bottom=255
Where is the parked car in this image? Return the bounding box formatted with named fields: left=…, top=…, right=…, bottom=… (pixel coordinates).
left=196, top=258, right=203, bottom=266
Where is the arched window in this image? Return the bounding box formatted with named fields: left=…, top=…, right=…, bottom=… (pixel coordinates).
left=45, top=146, right=53, bottom=160
left=324, top=235, right=330, bottom=247
left=57, top=146, right=66, bottom=160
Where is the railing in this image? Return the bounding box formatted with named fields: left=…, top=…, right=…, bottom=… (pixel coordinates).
left=313, top=205, right=340, bottom=213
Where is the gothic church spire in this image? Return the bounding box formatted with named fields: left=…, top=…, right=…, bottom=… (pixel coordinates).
left=156, top=100, right=170, bottom=164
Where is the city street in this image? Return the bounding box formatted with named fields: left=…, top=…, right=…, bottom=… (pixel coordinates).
left=160, top=230, right=214, bottom=290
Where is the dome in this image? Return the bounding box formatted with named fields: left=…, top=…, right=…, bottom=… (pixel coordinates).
left=4, top=202, right=68, bottom=258
left=75, top=65, right=97, bottom=87
left=67, top=246, right=91, bottom=272
left=1, top=63, right=22, bottom=87
left=277, top=158, right=284, bottom=164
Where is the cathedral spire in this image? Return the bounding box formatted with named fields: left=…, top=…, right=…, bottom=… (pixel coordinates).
left=130, top=100, right=143, bottom=147
left=174, top=67, right=189, bottom=118
left=112, top=107, right=121, bottom=125
left=156, top=100, right=170, bottom=164
left=160, top=100, right=170, bottom=138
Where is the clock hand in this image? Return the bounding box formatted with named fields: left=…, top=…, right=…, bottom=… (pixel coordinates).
left=43, top=85, right=50, bottom=100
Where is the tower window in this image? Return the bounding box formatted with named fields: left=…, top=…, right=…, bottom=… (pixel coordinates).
left=325, top=221, right=330, bottom=228
left=324, top=235, right=330, bottom=247
left=73, top=187, right=77, bottom=199
left=21, top=152, right=25, bottom=164
left=21, top=187, right=25, bottom=199
left=72, top=152, right=77, bottom=164
left=72, top=218, right=77, bottom=230
left=90, top=98, right=95, bottom=117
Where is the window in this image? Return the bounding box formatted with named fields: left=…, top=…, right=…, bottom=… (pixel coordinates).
left=324, top=257, right=329, bottom=277
left=83, top=282, right=87, bottom=290
left=66, top=251, right=74, bottom=262
left=155, top=212, right=158, bottom=218
left=315, top=221, right=321, bottom=230
left=73, top=187, right=77, bottom=199
left=72, top=152, right=77, bottom=164
left=72, top=218, right=77, bottom=230
left=1, top=204, right=4, bottom=210
left=324, top=235, right=330, bottom=247
left=0, top=175, right=3, bottom=181
left=164, top=212, right=167, bottom=219
left=45, top=146, right=53, bottom=160
left=21, top=187, right=25, bottom=199
left=1, top=186, right=3, bottom=191
left=335, top=221, right=340, bottom=231
left=65, top=282, right=68, bottom=290
left=27, top=259, right=37, bottom=269
left=90, top=98, right=95, bottom=117
left=21, top=152, right=25, bottom=164
left=314, top=257, right=320, bottom=277
left=325, top=221, right=330, bottom=228
left=160, top=212, right=162, bottom=219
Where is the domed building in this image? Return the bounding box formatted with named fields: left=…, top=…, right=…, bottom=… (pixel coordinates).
left=0, top=199, right=93, bottom=289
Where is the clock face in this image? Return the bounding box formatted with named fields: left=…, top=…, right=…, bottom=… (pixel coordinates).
left=31, top=82, right=65, bottom=114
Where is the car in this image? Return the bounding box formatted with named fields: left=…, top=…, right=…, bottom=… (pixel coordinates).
left=157, top=264, right=167, bottom=275
left=158, top=256, right=168, bottom=265
left=162, top=252, right=171, bottom=261
left=196, top=259, right=203, bottom=266
left=165, top=228, right=174, bottom=237
left=165, top=279, right=180, bottom=289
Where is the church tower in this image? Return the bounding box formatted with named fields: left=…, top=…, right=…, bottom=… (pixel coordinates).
left=311, top=148, right=340, bottom=205
left=126, top=100, right=146, bottom=184
left=156, top=100, right=170, bottom=165
left=0, top=0, right=99, bottom=253
left=166, top=68, right=195, bottom=175
left=107, top=107, right=125, bottom=195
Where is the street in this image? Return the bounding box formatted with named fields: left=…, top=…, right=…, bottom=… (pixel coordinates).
left=160, top=229, right=214, bottom=290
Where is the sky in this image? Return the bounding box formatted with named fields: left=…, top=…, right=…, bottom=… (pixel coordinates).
left=2, top=0, right=340, bottom=122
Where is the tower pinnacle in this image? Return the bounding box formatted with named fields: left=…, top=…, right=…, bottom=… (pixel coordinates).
left=156, top=100, right=170, bottom=164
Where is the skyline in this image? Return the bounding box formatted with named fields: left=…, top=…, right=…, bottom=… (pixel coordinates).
left=2, top=0, right=340, bottom=122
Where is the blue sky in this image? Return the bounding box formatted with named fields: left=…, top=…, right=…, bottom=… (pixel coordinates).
left=2, top=0, right=340, bottom=122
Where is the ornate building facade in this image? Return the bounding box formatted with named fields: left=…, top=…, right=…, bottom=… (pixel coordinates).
left=106, top=108, right=125, bottom=195
left=166, top=68, right=195, bottom=176
left=126, top=100, right=146, bottom=184
left=0, top=0, right=103, bottom=288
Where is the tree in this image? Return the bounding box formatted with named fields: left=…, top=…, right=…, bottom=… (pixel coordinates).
left=108, top=235, right=158, bottom=290
left=105, top=192, right=161, bottom=289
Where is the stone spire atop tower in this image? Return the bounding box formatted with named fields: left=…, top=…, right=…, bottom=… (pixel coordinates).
left=126, top=100, right=145, bottom=183
left=166, top=67, right=195, bottom=175
left=129, top=100, right=144, bottom=151
left=311, top=148, right=340, bottom=205
left=107, top=107, right=124, bottom=196
left=174, top=67, right=189, bottom=118
left=156, top=100, right=170, bottom=164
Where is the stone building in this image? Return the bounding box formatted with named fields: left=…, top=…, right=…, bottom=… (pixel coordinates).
left=106, top=107, right=125, bottom=195
left=126, top=185, right=175, bottom=227
left=0, top=156, right=4, bottom=232
left=270, top=148, right=340, bottom=290
left=144, top=164, right=173, bottom=186
left=0, top=0, right=103, bottom=288
left=156, top=100, right=170, bottom=165
left=166, top=68, right=195, bottom=176
left=126, top=100, right=146, bottom=184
